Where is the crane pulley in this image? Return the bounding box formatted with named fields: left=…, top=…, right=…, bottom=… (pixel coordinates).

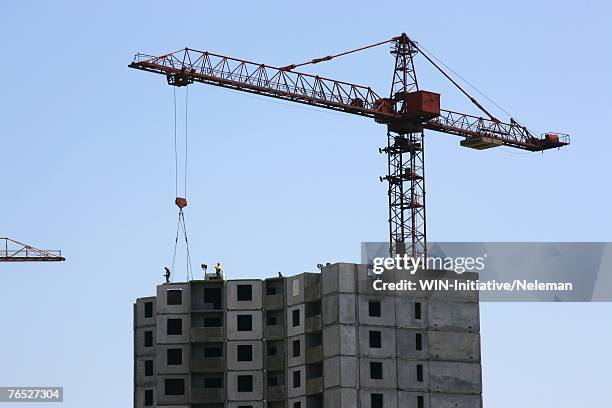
left=129, top=32, right=569, bottom=258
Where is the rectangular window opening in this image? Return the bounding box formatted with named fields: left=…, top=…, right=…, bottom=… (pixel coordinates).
left=293, top=370, right=301, bottom=388
left=164, top=378, right=184, bottom=396
left=415, top=302, right=422, bottom=320
left=416, top=333, right=423, bottom=351
left=417, top=395, right=424, bottom=408
left=203, top=287, right=223, bottom=309
left=371, top=393, right=383, bottom=408
left=416, top=364, right=424, bottom=382
left=167, top=348, right=182, bottom=365
left=237, top=284, right=253, bottom=301
left=167, top=318, right=183, bottom=335
left=144, top=389, right=153, bottom=406
left=144, top=330, right=153, bottom=348
left=369, top=300, right=381, bottom=317
left=369, top=330, right=382, bottom=349
left=293, top=339, right=301, bottom=357
left=144, top=301, right=153, bottom=318
left=370, top=361, right=383, bottom=379
left=167, top=289, right=182, bottom=305
left=237, top=344, right=253, bottom=362
left=237, top=375, right=253, bottom=392
left=237, top=314, right=253, bottom=331
left=292, top=309, right=300, bottom=327
left=144, top=360, right=153, bottom=377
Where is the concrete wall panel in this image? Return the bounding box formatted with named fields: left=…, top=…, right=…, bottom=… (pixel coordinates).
left=322, top=294, right=356, bottom=326
left=395, top=297, right=427, bottom=329
left=286, top=274, right=318, bottom=306
left=323, top=325, right=357, bottom=358
left=429, top=361, right=482, bottom=394
left=157, top=313, right=190, bottom=344
left=323, top=356, right=357, bottom=388
left=156, top=374, right=189, bottom=405
left=321, top=263, right=357, bottom=295
left=324, top=387, right=357, bottom=408
left=135, top=357, right=156, bottom=386
left=227, top=402, right=264, bottom=408
left=134, top=297, right=156, bottom=328
left=397, top=360, right=429, bottom=391
left=135, top=326, right=157, bottom=357
left=287, top=366, right=305, bottom=398
left=429, top=393, right=482, bottom=408
left=157, top=283, right=191, bottom=314
left=286, top=304, right=305, bottom=337
left=226, top=280, right=263, bottom=310
left=226, top=311, right=263, bottom=340
left=134, top=386, right=156, bottom=408
left=428, top=332, right=481, bottom=362
left=396, top=329, right=428, bottom=360
left=357, top=295, right=396, bottom=326
left=287, top=334, right=306, bottom=368
left=358, top=326, right=396, bottom=358
left=359, top=358, right=397, bottom=389
left=398, top=392, right=430, bottom=408
left=156, top=344, right=190, bottom=375
left=428, top=301, right=479, bottom=332
left=226, top=370, right=264, bottom=401
left=226, top=340, right=264, bottom=371
left=358, top=389, right=398, bottom=408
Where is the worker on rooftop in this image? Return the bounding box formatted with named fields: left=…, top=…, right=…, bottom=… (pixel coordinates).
left=164, top=267, right=171, bottom=283
left=214, top=262, right=223, bottom=279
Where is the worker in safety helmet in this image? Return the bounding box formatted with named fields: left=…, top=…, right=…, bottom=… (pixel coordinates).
left=214, top=262, right=223, bottom=279
left=164, top=267, right=171, bottom=283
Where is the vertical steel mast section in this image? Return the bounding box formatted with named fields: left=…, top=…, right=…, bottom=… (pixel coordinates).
left=383, top=34, right=426, bottom=258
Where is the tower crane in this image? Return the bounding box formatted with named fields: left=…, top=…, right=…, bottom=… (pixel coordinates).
left=1, top=237, right=65, bottom=262
left=129, top=33, right=569, bottom=258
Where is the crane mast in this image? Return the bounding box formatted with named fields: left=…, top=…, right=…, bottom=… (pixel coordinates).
left=383, top=35, right=426, bottom=257
left=129, top=33, right=569, bottom=259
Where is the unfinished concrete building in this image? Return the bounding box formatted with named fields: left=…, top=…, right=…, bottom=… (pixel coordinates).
left=134, top=263, right=482, bottom=408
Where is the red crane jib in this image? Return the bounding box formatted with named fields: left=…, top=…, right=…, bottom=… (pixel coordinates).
left=129, top=48, right=568, bottom=153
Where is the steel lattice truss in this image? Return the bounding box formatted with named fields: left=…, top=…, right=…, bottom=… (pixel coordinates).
left=131, top=48, right=568, bottom=152
left=132, top=49, right=387, bottom=118
left=384, top=38, right=427, bottom=258
left=1, top=237, right=65, bottom=262
left=129, top=33, right=569, bottom=258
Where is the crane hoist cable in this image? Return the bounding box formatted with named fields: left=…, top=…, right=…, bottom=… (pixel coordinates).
left=170, top=86, right=193, bottom=281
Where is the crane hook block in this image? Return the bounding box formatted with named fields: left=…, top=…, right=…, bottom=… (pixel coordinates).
left=175, top=197, right=187, bottom=209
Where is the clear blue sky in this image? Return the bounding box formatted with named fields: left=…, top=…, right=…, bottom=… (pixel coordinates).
left=1, top=1, right=610, bottom=407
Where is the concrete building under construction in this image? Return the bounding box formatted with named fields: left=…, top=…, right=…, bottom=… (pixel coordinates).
left=134, top=263, right=482, bottom=408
